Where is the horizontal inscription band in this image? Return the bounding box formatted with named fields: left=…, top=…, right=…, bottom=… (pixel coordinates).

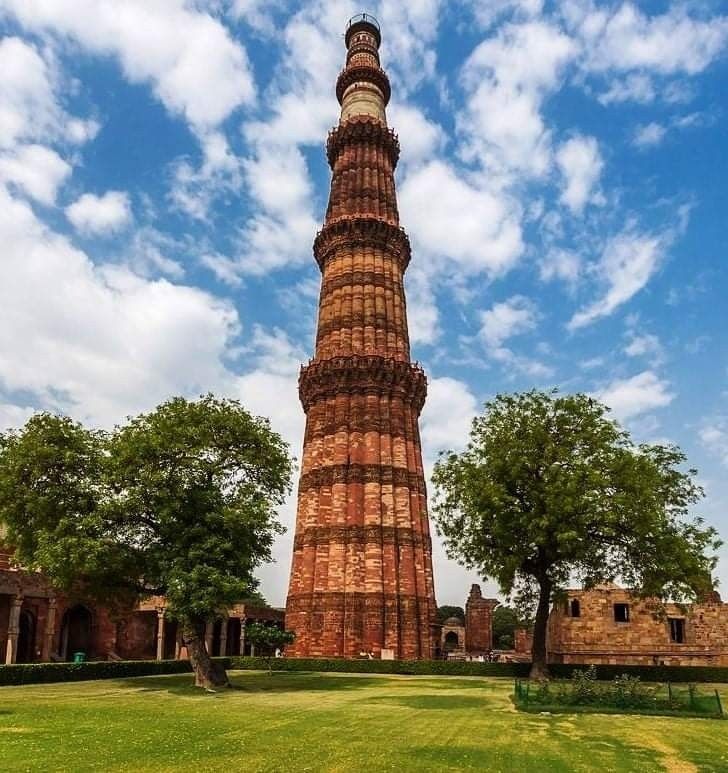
left=298, top=462, right=426, bottom=494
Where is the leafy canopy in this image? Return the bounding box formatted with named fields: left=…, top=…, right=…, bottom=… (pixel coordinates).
left=432, top=390, right=721, bottom=607
left=0, top=395, right=293, bottom=624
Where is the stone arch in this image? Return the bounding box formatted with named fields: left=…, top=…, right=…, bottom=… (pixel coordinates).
left=444, top=630, right=459, bottom=651
left=60, top=604, right=93, bottom=660
left=17, top=608, right=36, bottom=663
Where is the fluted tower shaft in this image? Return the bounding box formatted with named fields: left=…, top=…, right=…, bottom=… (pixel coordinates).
left=285, top=15, right=438, bottom=659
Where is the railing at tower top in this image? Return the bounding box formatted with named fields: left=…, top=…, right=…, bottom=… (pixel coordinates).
left=346, top=13, right=380, bottom=32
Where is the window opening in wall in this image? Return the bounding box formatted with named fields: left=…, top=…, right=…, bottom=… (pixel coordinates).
left=569, top=599, right=580, bottom=618
left=613, top=603, right=630, bottom=622
left=669, top=617, right=685, bottom=643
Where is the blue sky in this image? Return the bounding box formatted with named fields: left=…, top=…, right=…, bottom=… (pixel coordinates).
left=0, top=0, right=726, bottom=607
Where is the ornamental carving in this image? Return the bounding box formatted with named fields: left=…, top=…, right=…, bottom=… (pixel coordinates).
left=326, top=117, right=400, bottom=168
left=313, top=216, right=411, bottom=272
left=299, top=355, right=426, bottom=412
left=293, top=525, right=430, bottom=551
left=322, top=270, right=403, bottom=296
left=336, top=65, right=391, bottom=106
left=298, top=462, right=427, bottom=494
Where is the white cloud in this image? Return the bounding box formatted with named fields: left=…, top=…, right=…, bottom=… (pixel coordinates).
left=0, top=185, right=239, bottom=426
left=387, top=103, right=445, bottom=167
left=632, top=122, right=667, bottom=149
left=459, top=20, right=577, bottom=177
left=596, top=370, right=674, bottom=420
left=478, top=296, right=552, bottom=378
left=420, top=376, right=478, bottom=462
left=598, top=72, right=656, bottom=105
left=577, top=4, right=728, bottom=76
left=66, top=190, right=132, bottom=235
left=700, top=419, right=728, bottom=469
left=399, top=160, right=523, bottom=277
left=479, top=295, right=538, bottom=348
left=568, top=225, right=668, bottom=329
left=555, top=134, right=603, bottom=214
left=624, top=332, right=661, bottom=359
left=1, top=0, right=256, bottom=133
left=540, top=247, right=581, bottom=286
left=0, top=143, right=70, bottom=204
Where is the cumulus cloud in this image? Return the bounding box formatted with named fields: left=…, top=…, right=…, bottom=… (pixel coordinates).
left=1, top=0, right=256, bottom=133
left=0, top=143, right=70, bottom=204
left=700, top=419, right=728, bottom=469
left=555, top=134, right=603, bottom=214
left=539, top=247, right=581, bottom=286
left=595, top=370, right=674, bottom=421
left=459, top=20, right=577, bottom=177
left=632, top=122, right=667, bottom=149
left=575, top=3, right=728, bottom=76
left=0, top=185, right=239, bottom=426
left=66, top=190, right=132, bottom=235
left=399, top=160, right=523, bottom=277
left=568, top=224, right=671, bottom=330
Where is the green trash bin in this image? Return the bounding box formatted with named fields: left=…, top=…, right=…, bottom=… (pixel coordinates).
left=73, top=652, right=86, bottom=663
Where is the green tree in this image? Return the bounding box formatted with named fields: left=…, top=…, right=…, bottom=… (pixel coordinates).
left=0, top=396, right=292, bottom=689
left=432, top=390, right=721, bottom=679
left=492, top=605, right=520, bottom=650
left=245, top=623, right=295, bottom=674
left=437, top=605, right=465, bottom=623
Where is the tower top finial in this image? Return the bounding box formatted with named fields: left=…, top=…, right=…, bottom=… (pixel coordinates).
left=345, top=12, right=381, bottom=48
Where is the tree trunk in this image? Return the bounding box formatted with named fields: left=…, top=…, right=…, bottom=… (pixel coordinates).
left=182, top=619, right=229, bottom=690
left=529, top=578, right=552, bottom=680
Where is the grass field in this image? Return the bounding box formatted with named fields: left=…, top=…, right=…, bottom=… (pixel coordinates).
left=1, top=671, right=727, bottom=772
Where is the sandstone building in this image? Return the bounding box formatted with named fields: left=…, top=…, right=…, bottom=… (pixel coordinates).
left=0, top=545, right=283, bottom=664
left=285, top=14, right=439, bottom=659
left=440, top=584, right=499, bottom=658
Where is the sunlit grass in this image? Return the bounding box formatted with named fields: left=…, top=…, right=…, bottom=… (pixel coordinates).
left=1, top=671, right=727, bottom=771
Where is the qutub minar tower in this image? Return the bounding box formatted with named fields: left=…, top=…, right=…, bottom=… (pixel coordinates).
left=285, top=14, right=439, bottom=659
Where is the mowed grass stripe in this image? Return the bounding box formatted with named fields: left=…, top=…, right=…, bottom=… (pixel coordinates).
left=1, top=671, right=727, bottom=772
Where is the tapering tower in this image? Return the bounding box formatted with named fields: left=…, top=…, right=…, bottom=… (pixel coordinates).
left=285, top=14, right=438, bottom=659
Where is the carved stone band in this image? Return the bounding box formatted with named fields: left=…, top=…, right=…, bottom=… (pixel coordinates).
left=298, top=462, right=427, bottom=494
left=336, top=65, right=391, bottom=106
left=298, top=355, right=426, bottom=412
left=313, top=217, right=411, bottom=272
left=293, top=525, right=430, bottom=551
left=327, top=117, right=400, bottom=169
left=286, top=590, right=434, bottom=614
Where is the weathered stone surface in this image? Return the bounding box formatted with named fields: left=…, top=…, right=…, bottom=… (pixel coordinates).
left=285, top=18, right=438, bottom=659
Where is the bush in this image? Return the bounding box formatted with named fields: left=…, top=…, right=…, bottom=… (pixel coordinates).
left=3, top=656, right=728, bottom=687
left=0, top=658, right=230, bottom=686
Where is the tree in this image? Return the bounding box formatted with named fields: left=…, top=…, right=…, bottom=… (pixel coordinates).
left=437, top=605, right=465, bottom=623
left=0, top=396, right=292, bottom=689
left=432, top=390, right=721, bottom=679
left=492, top=605, right=520, bottom=650
left=245, top=623, right=295, bottom=674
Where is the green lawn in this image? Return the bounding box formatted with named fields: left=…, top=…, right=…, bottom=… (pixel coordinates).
left=1, top=671, right=727, bottom=772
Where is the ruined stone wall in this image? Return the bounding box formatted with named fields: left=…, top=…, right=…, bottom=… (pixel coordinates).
left=548, top=587, right=728, bottom=666
left=465, top=584, right=497, bottom=654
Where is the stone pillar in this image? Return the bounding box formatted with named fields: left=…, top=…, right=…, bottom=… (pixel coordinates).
left=175, top=630, right=183, bottom=660
left=204, top=621, right=213, bottom=655
left=239, top=618, right=246, bottom=657
left=156, top=608, right=166, bottom=661
left=219, top=616, right=228, bottom=657
left=5, top=595, right=23, bottom=665
left=41, top=597, right=57, bottom=661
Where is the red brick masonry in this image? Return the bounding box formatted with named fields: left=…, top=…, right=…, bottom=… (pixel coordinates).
left=285, top=17, right=438, bottom=659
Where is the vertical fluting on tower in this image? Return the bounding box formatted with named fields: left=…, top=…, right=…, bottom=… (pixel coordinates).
left=285, top=14, right=438, bottom=659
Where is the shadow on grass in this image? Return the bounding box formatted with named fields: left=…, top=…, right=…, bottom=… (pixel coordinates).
left=360, top=694, right=490, bottom=710
left=125, top=673, right=395, bottom=697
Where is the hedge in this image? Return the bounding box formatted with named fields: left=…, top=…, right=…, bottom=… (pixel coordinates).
left=2, top=656, right=728, bottom=686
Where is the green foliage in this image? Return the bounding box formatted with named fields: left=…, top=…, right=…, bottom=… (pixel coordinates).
left=432, top=390, right=722, bottom=670
left=0, top=396, right=293, bottom=627
left=437, top=605, right=465, bottom=623
left=515, top=667, right=724, bottom=718
left=245, top=624, right=295, bottom=654
left=492, top=605, right=520, bottom=649
left=4, top=657, right=728, bottom=687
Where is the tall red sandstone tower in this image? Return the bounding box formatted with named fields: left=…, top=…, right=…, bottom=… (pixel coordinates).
left=285, top=14, right=438, bottom=659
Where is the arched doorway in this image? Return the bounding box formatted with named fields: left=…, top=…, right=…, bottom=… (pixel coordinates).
left=17, top=609, right=36, bottom=663
left=61, top=605, right=93, bottom=660
left=444, top=630, right=459, bottom=652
